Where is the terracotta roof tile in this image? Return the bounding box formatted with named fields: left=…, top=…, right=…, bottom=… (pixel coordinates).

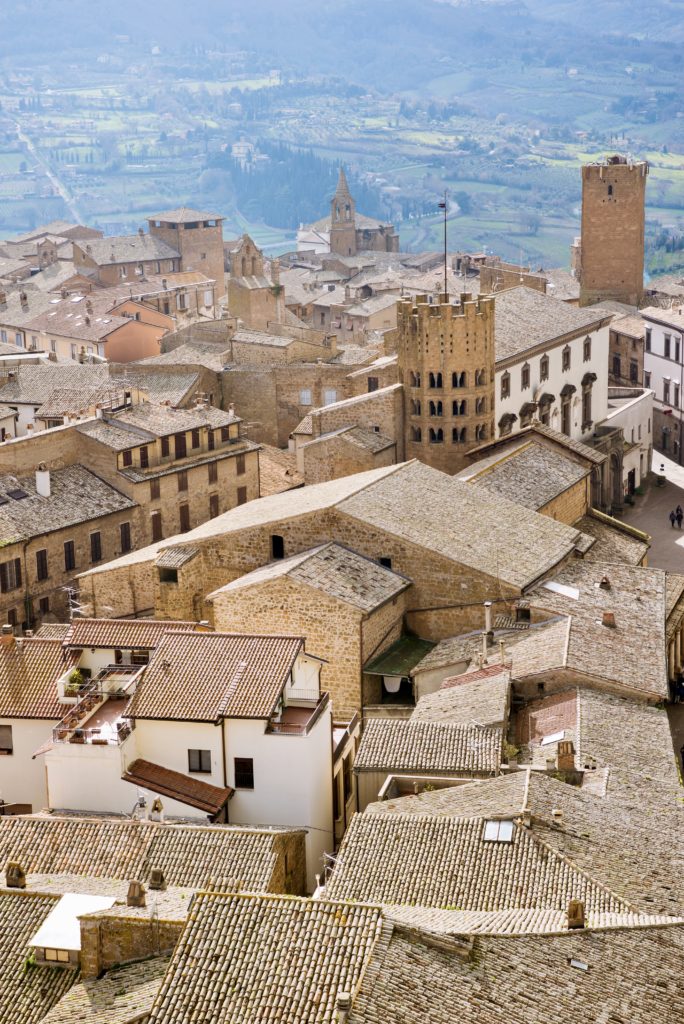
left=353, top=719, right=502, bottom=775
left=41, top=956, right=168, bottom=1024
left=122, top=759, right=232, bottom=815
left=0, top=638, right=65, bottom=719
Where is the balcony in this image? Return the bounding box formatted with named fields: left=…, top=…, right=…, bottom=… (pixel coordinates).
left=266, top=693, right=329, bottom=736
left=52, top=664, right=141, bottom=746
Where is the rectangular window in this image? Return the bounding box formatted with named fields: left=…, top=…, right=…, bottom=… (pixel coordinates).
left=665, top=334, right=671, bottom=359
left=219, top=426, right=229, bottom=443
left=271, top=535, right=285, bottom=560
left=0, top=724, right=12, bottom=754
left=209, top=493, right=219, bottom=518
left=562, top=347, right=571, bottom=371
left=151, top=512, right=163, bottom=542
left=90, top=532, right=102, bottom=563
left=484, top=819, right=515, bottom=842
left=70, top=344, right=77, bottom=360
left=204, top=289, right=213, bottom=307
left=612, top=355, right=621, bottom=379
left=161, top=436, right=170, bottom=458
left=234, top=757, right=254, bottom=789
left=188, top=748, right=211, bottom=774
left=664, top=380, right=671, bottom=405
left=675, top=384, right=680, bottom=408
left=629, top=361, right=638, bottom=383
left=299, top=389, right=312, bottom=406
left=120, top=522, right=132, bottom=553
left=122, top=449, right=133, bottom=468
left=236, top=454, right=246, bottom=476
left=179, top=504, right=190, bottom=532
left=36, top=549, right=48, bottom=581
left=150, top=479, right=160, bottom=501
left=0, top=559, right=21, bottom=593
left=191, top=428, right=200, bottom=449
left=500, top=375, right=510, bottom=399
left=677, top=339, right=682, bottom=363
left=645, top=328, right=652, bottom=352
left=324, top=389, right=337, bottom=405
left=139, top=446, right=149, bottom=469
left=521, top=365, right=530, bottom=390
left=39, top=596, right=50, bottom=616
left=645, top=371, right=651, bottom=388
left=64, top=541, right=75, bottom=572
left=177, top=470, right=188, bottom=493
left=208, top=462, right=218, bottom=484
left=237, top=486, right=247, bottom=505
left=342, top=754, right=352, bottom=802
left=174, top=433, right=187, bottom=459
left=208, top=430, right=215, bottom=451
left=15, top=332, right=22, bottom=348
left=367, top=376, right=379, bottom=392
left=583, top=337, right=591, bottom=361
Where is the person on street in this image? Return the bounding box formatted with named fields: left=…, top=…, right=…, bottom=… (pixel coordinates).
left=670, top=510, right=677, bottom=528
left=677, top=509, right=683, bottom=530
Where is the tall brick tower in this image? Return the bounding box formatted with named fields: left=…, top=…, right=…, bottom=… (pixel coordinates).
left=396, top=292, right=495, bottom=475
left=577, top=156, right=648, bottom=307
left=329, top=168, right=357, bottom=257
left=148, top=208, right=226, bottom=298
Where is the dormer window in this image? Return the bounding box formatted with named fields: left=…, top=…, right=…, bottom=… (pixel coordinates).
left=483, top=819, right=515, bottom=842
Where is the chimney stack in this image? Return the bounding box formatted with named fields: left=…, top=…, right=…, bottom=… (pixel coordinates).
left=481, top=630, right=488, bottom=665
left=35, top=463, right=50, bottom=498
left=5, top=862, right=26, bottom=888
left=127, top=880, right=146, bottom=907
left=602, top=611, right=616, bottom=629
left=484, top=600, right=493, bottom=642
left=148, top=867, right=167, bottom=891
left=1, top=623, right=15, bottom=647
left=567, top=899, right=585, bottom=930
left=336, top=993, right=352, bottom=1024
left=556, top=740, right=575, bottom=773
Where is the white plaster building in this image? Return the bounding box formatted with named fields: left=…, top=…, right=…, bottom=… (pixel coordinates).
left=29, top=622, right=332, bottom=891
left=642, top=305, right=684, bottom=460
left=493, top=287, right=613, bottom=442
left=603, top=386, right=654, bottom=493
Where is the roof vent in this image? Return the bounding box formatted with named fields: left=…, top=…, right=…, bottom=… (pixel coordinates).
left=336, top=993, right=352, bottom=1024
left=567, top=899, right=585, bottom=930
left=127, top=880, right=146, bottom=907
left=551, top=807, right=563, bottom=823
left=599, top=575, right=611, bottom=590
left=602, top=611, right=616, bottom=628
left=5, top=861, right=26, bottom=888
left=148, top=867, right=166, bottom=891
left=556, top=740, right=575, bottom=772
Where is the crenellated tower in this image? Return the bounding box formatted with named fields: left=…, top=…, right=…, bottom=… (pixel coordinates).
left=396, top=292, right=495, bottom=474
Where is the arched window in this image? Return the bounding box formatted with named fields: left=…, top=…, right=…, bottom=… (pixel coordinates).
left=241, top=257, right=246, bottom=276
left=608, top=184, right=613, bottom=196
left=475, top=368, right=485, bottom=386
left=429, top=400, right=443, bottom=416
left=410, top=398, right=421, bottom=416
left=521, top=363, right=530, bottom=390
left=475, top=397, right=486, bottom=414
left=475, top=424, right=487, bottom=441
left=409, top=370, right=421, bottom=387
left=345, top=203, right=351, bottom=221
left=501, top=372, right=511, bottom=399
left=562, top=345, right=571, bottom=371
left=429, top=372, right=443, bottom=389
left=429, top=427, right=444, bottom=444
left=540, top=354, right=549, bottom=381
left=251, top=257, right=257, bottom=275
left=452, top=399, right=466, bottom=416
left=452, top=371, right=466, bottom=388
left=452, top=427, right=467, bottom=443
left=410, top=426, right=422, bottom=442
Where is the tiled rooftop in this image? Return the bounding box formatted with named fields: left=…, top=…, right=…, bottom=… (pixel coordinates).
left=413, top=669, right=510, bottom=727
left=464, top=439, right=588, bottom=510
left=122, top=759, right=232, bottom=815
left=78, top=235, right=179, bottom=266
left=0, top=815, right=299, bottom=891
left=208, top=543, right=411, bottom=613
left=353, top=718, right=502, bottom=775
left=576, top=512, right=650, bottom=565
left=147, top=893, right=385, bottom=1024
left=0, top=890, right=75, bottom=1024
left=40, top=956, right=168, bottom=1024
left=126, top=631, right=304, bottom=721
left=0, top=637, right=65, bottom=719
left=63, top=617, right=201, bottom=650
left=494, top=286, right=610, bottom=361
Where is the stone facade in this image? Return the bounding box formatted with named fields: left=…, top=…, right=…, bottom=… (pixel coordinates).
left=538, top=476, right=590, bottom=525
left=299, top=431, right=396, bottom=485
left=395, top=293, right=495, bottom=474
left=211, top=575, right=407, bottom=718
left=578, top=157, right=648, bottom=308
left=609, top=319, right=645, bottom=388
left=149, top=212, right=226, bottom=298
left=80, top=914, right=182, bottom=979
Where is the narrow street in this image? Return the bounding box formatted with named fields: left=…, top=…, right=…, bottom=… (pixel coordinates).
left=618, top=452, right=684, bottom=572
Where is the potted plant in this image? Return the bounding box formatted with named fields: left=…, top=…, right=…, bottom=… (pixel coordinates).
left=64, top=668, right=84, bottom=698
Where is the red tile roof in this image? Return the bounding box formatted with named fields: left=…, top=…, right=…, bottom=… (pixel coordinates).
left=122, top=759, right=233, bottom=816
left=0, top=637, right=65, bottom=719
left=64, top=618, right=202, bottom=650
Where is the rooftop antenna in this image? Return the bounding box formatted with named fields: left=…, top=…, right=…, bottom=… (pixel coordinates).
left=438, top=190, right=448, bottom=297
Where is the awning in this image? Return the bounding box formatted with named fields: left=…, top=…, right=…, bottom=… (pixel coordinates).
left=364, top=635, right=436, bottom=677
left=122, top=758, right=233, bottom=817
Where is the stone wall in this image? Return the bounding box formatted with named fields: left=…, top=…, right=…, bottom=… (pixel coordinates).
left=538, top=476, right=590, bottom=525
left=300, top=433, right=396, bottom=485
left=80, top=913, right=183, bottom=979
left=608, top=327, right=644, bottom=388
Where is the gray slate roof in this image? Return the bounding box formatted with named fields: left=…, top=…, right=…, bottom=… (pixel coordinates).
left=353, top=718, right=502, bottom=775
left=464, top=439, right=589, bottom=510
left=79, top=235, right=179, bottom=266
left=494, top=286, right=610, bottom=361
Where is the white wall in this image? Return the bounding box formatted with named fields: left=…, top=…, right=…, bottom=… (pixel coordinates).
left=603, top=388, right=653, bottom=489
left=133, top=719, right=224, bottom=789
left=0, top=718, right=55, bottom=811
left=0, top=402, right=39, bottom=437
left=496, top=324, right=610, bottom=441
left=44, top=733, right=137, bottom=813
left=226, top=709, right=333, bottom=891
left=643, top=312, right=684, bottom=455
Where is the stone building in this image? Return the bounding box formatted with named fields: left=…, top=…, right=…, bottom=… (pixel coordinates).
left=226, top=235, right=284, bottom=329
left=395, top=292, right=495, bottom=474
left=297, top=168, right=399, bottom=257
left=147, top=208, right=225, bottom=299
left=576, top=156, right=648, bottom=308
left=608, top=313, right=646, bottom=388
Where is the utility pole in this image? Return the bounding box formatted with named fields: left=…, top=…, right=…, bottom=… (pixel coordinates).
left=438, top=190, right=448, bottom=297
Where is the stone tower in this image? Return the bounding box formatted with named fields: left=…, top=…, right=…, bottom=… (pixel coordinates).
left=577, top=156, right=648, bottom=308
left=396, top=292, right=495, bottom=475
left=148, top=208, right=226, bottom=298
left=330, top=168, right=357, bottom=257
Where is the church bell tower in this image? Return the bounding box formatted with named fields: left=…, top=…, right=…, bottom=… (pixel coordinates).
left=329, top=167, right=357, bottom=257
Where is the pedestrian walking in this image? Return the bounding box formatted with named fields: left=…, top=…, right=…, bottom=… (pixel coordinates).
left=670, top=510, right=677, bottom=528
left=677, top=505, right=683, bottom=519
left=677, top=509, right=683, bottom=529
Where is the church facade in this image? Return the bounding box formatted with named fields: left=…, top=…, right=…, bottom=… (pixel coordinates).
left=297, top=168, right=400, bottom=257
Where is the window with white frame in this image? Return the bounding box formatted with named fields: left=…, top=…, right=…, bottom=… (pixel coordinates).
left=299, top=389, right=312, bottom=406
left=483, top=819, right=515, bottom=842
left=324, top=389, right=337, bottom=405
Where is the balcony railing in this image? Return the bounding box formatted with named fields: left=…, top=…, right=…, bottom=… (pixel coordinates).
left=267, top=693, right=329, bottom=737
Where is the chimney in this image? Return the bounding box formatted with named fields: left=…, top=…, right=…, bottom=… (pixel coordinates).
left=35, top=463, right=50, bottom=498
left=567, top=899, right=585, bottom=930
left=148, top=867, right=167, bottom=891
left=484, top=600, right=493, bottom=640
left=19, top=291, right=28, bottom=307
left=556, top=740, right=575, bottom=772
left=5, top=862, right=26, bottom=889
left=336, top=993, right=352, bottom=1024
left=228, top=403, right=235, bottom=418
left=1, top=623, right=15, bottom=647
left=481, top=630, right=488, bottom=664
left=127, top=880, right=146, bottom=907
left=24, top=629, right=33, bottom=638
left=602, top=611, right=616, bottom=628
